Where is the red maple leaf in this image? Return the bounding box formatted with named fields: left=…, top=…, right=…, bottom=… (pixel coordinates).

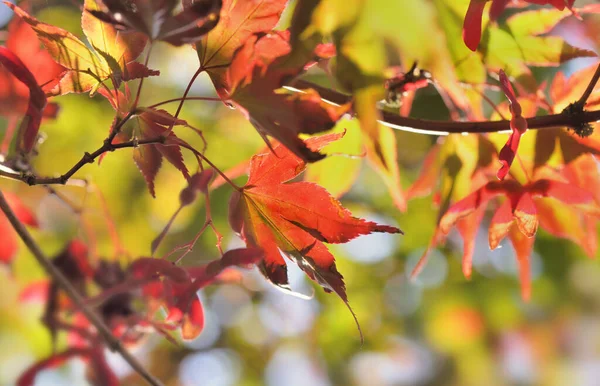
left=196, top=0, right=288, bottom=90
left=228, top=133, right=402, bottom=335
left=196, top=0, right=349, bottom=162
left=131, top=109, right=191, bottom=197
left=436, top=177, right=599, bottom=300
left=0, top=14, right=69, bottom=154
left=0, top=9, right=64, bottom=118
left=0, top=12, right=64, bottom=130
left=131, top=247, right=263, bottom=340
left=222, top=31, right=351, bottom=162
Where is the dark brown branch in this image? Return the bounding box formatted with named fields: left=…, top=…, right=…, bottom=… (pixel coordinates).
left=0, top=190, right=164, bottom=386
left=0, top=133, right=165, bottom=186
left=576, top=63, right=600, bottom=107
left=293, top=79, right=600, bottom=135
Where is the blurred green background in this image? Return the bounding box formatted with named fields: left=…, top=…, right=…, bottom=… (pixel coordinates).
left=1, top=1, right=600, bottom=385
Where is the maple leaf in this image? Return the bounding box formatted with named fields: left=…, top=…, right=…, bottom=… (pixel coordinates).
left=88, top=0, right=222, bottom=46
left=131, top=248, right=263, bottom=340
left=195, top=0, right=349, bottom=162
left=435, top=177, right=599, bottom=300
left=128, top=109, right=192, bottom=197
left=550, top=63, right=600, bottom=113
left=0, top=192, right=38, bottom=265
left=6, top=1, right=153, bottom=96
left=0, top=13, right=64, bottom=152
left=407, top=134, right=497, bottom=210
left=523, top=63, right=600, bottom=168
left=220, top=30, right=352, bottom=162
left=228, top=133, right=402, bottom=335
left=435, top=0, right=596, bottom=119
left=0, top=47, right=49, bottom=153
left=96, top=86, right=193, bottom=197
left=196, top=0, right=287, bottom=89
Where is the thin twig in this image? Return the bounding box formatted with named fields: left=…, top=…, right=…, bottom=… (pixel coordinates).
left=133, top=44, right=155, bottom=109
left=147, top=96, right=222, bottom=109
left=166, top=67, right=205, bottom=134
left=176, top=141, right=242, bottom=190
left=292, top=79, right=600, bottom=135
left=576, top=63, right=600, bottom=107
left=0, top=190, right=164, bottom=386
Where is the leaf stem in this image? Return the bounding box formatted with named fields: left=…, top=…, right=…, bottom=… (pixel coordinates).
left=147, top=96, right=222, bottom=109
left=166, top=67, right=205, bottom=133
left=175, top=141, right=242, bottom=190
left=0, top=190, right=164, bottom=386
left=133, top=44, right=154, bottom=109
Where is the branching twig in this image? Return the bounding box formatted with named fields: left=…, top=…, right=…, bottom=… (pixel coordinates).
left=292, top=79, right=600, bottom=135
left=0, top=190, right=164, bottom=386
left=0, top=134, right=164, bottom=186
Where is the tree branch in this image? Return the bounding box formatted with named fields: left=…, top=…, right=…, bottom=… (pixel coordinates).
left=0, top=190, right=164, bottom=386
left=292, top=79, right=600, bottom=135
left=576, top=63, right=600, bottom=107
left=0, top=135, right=165, bottom=186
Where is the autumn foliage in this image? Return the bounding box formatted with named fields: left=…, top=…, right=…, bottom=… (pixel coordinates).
left=1, top=0, right=600, bottom=385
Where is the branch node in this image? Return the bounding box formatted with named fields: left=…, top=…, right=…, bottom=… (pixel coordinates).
left=104, top=138, right=116, bottom=151
left=23, top=173, right=36, bottom=186
left=83, top=152, right=95, bottom=164
left=561, top=101, right=594, bottom=138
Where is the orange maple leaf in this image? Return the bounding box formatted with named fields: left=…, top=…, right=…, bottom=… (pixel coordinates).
left=229, top=133, right=402, bottom=337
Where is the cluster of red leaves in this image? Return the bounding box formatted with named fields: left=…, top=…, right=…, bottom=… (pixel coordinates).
left=17, top=239, right=263, bottom=386
left=463, top=0, right=576, bottom=51
left=410, top=62, right=600, bottom=300
left=438, top=177, right=599, bottom=300
left=1, top=4, right=599, bottom=385
left=18, top=241, right=122, bottom=386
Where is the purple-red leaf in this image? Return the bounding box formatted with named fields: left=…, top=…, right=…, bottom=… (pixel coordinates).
left=89, top=0, right=222, bottom=46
